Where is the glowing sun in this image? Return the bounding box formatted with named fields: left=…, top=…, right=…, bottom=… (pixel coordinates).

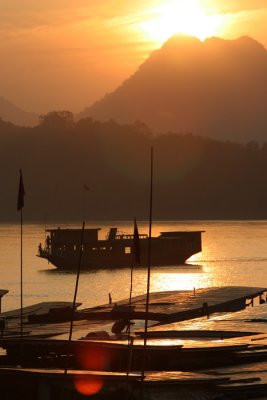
left=141, top=0, right=224, bottom=43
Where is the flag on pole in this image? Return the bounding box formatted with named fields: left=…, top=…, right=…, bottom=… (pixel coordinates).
left=17, top=169, right=25, bottom=211
left=133, top=218, right=140, bottom=265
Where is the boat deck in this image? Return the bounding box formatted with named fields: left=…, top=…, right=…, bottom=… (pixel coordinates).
left=79, top=285, right=267, bottom=323
left=0, top=286, right=266, bottom=339
left=1, top=287, right=267, bottom=398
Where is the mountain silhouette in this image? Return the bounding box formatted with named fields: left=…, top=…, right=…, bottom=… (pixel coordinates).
left=78, top=35, right=267, bottom=142
left=0, top=97, right=38, bottom=127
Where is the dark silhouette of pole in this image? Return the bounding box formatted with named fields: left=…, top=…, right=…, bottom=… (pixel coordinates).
left=129, top=255, right=134, bottom=310
left=20, top=208, right=23, bottom=344
left=17, top=169, right=25, bottom=366
left=127, top=218, right=140, bottom=376
left=63, top=185, right=88, bottom=383
left=82, top=184, right=89, bottom=222
left=64, top=220, right=85, bottom=375
left=129, top=218, right=140, bottom=309
left=141, top=147, right=153, bottom=381
left=127, top=253, right=134, bottom=377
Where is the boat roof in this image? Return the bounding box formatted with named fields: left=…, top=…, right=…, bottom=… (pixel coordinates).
left=45, top=229, right=204, bottom=233
left=0, top=290, right=8, bottom=298
left=160, top=231, right=204, bottom=235
left=46, top=228, right=101, bottom=232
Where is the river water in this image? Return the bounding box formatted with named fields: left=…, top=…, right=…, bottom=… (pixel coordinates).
left=1, top=220, right=267, bottom=312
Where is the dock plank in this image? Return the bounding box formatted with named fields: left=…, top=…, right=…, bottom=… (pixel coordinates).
left=80, top=286, right=267, bottom=323
left=1, top=286, right=266, bottom=341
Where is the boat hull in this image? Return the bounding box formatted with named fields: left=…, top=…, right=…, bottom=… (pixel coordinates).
left=39, top=252, right=190, bottom=270
left=38, top=229, right=203, bottom=270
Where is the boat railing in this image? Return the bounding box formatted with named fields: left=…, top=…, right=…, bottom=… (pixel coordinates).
left=38, top=244, right=51, bottom=257
left=114, top=233, right=148, bottom=240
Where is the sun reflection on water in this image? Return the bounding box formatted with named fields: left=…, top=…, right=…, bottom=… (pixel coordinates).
left=1, top=220, right=267, bottom=312
left=151, top=268, right=203, bottom=292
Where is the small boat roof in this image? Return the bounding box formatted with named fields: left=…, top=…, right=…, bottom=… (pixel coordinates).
left=160, top=231, right=204, bottom=236
left=46, top=228, right=101, bottom=232
left=0, top=290, right=8, bottom=298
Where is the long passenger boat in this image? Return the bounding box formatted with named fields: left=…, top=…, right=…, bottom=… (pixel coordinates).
left=37, top=227, right=203, bottom=270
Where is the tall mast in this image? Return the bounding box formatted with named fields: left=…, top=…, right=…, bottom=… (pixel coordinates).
left=65, top=186, right=88, bottom=374
left=141, top=146, right=153, bottom=381
left=17, top=169, right=25, bottom=366
left=68, top=221, right=85, bottom=342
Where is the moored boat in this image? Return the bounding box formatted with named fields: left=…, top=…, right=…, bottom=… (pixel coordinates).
left=37, top=227, right=203, bottom=270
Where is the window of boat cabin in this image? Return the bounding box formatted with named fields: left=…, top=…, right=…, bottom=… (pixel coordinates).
left=125, top=246, right=131, bottom=254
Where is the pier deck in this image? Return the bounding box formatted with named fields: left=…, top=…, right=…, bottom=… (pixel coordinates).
left=1, top=287, right=267, bottom=398
left=0, top=286, right=266, bottom=339
left=79, top=286, right=267, bottom=323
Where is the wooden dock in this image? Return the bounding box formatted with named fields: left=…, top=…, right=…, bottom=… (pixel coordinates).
left=0, top=286, right=266, bottom=340
left=79, top=286, right=267, bottom=323
left=1, top=287, right=267, bottom=398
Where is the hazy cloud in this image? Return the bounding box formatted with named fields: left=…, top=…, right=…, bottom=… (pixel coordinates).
left=1, top=1, right=266, bottom=28
left=0, top=0, right=267, bottom=113
left=0, top=1, right=147, bottom=29
left=201, top=0, right=267, bottom=14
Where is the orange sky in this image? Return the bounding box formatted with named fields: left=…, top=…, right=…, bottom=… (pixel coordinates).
left=1, top=0, right=267, bottom=114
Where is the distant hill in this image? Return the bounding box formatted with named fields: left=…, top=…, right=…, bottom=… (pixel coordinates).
left=0, top=97, right=38, bottom=127
left=2, top=116, right=267, bottom=222
left=78, top=35, right=267, bottom=142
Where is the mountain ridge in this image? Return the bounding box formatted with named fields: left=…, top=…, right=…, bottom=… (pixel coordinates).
left=78, top=35, right=267, bottom=142
left=0, top=96, right=39, bottom=127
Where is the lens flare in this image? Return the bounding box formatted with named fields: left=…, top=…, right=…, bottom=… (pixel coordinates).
left=74, top=376, right=103, bottom=396
left=76, top=347, right=110, bottom=370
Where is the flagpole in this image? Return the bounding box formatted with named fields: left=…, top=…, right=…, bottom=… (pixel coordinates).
left=127, top=220, right=135, bottom=377
left=127, top=254, right=134, bottom=377
left=82, top=184, right=90, bottom=222
left=20, top=207, right=23, bottom=335
left=141, top=147, right=153, bottom=381
left=17, top=169, right=25, bottom=366
left=64, top=220, right=85, bottom=375
left=82, top=189, right=86, bottom=221
left=127, top=217, right=140, bottom=376
left=69, top=221, right=85, bottom=343
left=129, top=218, right=137, bottom=309
left=65, top=186, right=87, bottom=375
left=128, top=254, right=134, bottom=309
left=20, top=205, right=23, bottom=363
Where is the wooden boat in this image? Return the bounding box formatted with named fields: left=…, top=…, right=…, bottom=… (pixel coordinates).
left=0, top=336, right=252, bottom=371
left=37, top=227, right=203, bottom=270
left=2, top=287, right=267, bottom=398
left=0, top=349, right=267, bottom=400
left=0, top=366, right=234, bottom=400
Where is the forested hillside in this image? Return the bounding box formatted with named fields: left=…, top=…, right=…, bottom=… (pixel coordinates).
left=1, top=112, right=266, bottom=222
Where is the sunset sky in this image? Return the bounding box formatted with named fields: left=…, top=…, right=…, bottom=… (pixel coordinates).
left=1, top=0, right=267, bottom=114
